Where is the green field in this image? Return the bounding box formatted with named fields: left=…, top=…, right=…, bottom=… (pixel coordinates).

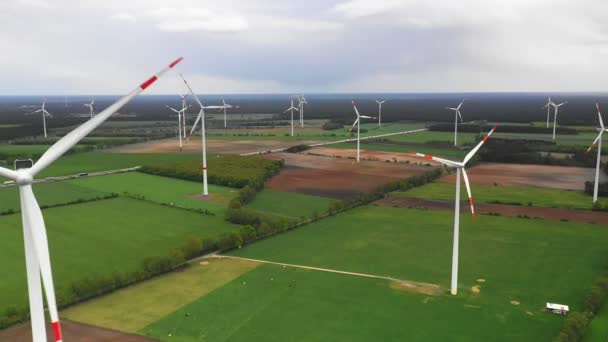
left=584, top=303, right=608, bottom=342
left=385, top=131, right=479, bottom=145
left=70, top=172, right=238, bottom=215
left=0, top=197, right=239, bottom=309
left=329, top=141, right=467, bottom=159
left=0, top=144, right=88, bottom=157
left=37, top=152, right=200, bottom=178
left=0, top=181, right=108, bottom=213
left=63, top=258, right=258, bottom=333
left=398, top=182, right=606, bottom=210
left=246, top=189, right=335, bottom=219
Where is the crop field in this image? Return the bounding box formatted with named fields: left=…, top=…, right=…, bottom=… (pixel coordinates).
left=398, top=182, right=606, bottom=210
left=70, top=172, right=239, bottom=214
left=493, top=132, right=600, bottom=147
left=0, top=197, right=239, bottom=310
left=246, top=189, right=335, bottom=219
left=263, top=153, right=434, bottom=199
left=327, top=141, right=467, bottom=159
left=36, top=152, right=200, bottom=179
left=439, top=163, right=602, bottom=191
left=384, top=130, right=479, bottom=145
left=584, top=304, right=608, bottom=341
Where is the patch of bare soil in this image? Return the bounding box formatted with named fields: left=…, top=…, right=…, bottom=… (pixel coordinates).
left=438, top=163, right=606, bottom=191
left=376, top=196, right=608, bottom=225
left=476, top=279, right=486, bottom=283
left=511, top=300, right=521, bottom=306
left=471, top=285, right=481, bottom=294
left=390, top=280, right=444, bottom=296
left=111, top=138, right=322, bottom=155
left=0, top=320, right=159, bottom=342
left=263, top=153, right=435, bottom=200
left=305, top=147, right=441, bottom=166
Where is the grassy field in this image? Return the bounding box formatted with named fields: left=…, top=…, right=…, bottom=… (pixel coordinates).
left=0, top=197, right=239, bottom=310
left=329, top=141, right=467, bottom=159
left=0, top=144, right=88, bottom=157
left=246, top=189, right=335, bottom=219
left=385, top=131, right=479, bottom=145
left=0, top=181, right=108, bottom=213
left=139, top=262, right=557, bottom=342
left=397, top=182, right=607, bottom=210
left=63, top=258, right=258, bottom=333
left=37, top=152, right=200, bottom=178
left=220, top=206, right=608, bottom=340
left=70, top=172, right=238, bottom=215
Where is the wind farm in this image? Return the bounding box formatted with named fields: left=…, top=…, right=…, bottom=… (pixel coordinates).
left=1, top=2, right=608, bottom=342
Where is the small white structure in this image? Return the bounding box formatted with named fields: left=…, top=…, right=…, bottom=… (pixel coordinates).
left=546, top=303, right=569, bottom=315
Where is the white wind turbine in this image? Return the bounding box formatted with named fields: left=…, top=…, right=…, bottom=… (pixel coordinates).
left=180, top=93, right=189, bottom=139
left=181, top=74, right=210, bottom=196
left=220, top=98, right=238, bottom=128
left=447, top=99, right=465, bottom=146
left=84, top=98, right=95, bottom=119
left=1, top=57, right=183, bottom=342
left=551, top=101, right=567, bottom=142
left=376, top=99, right=386, bottom=127
left=28, top=99, right=53, bottom=138
left=297, top=95, right=307, bottom=127
left=351, top=101, right=375, bottom=163
left=284, top=97, right=299, bottom=137
left=543, top=97, right=554, bottom=128
left=588, top=103, right=607, bottom=204
left=166, top=101, right=190, bottom=151
left=410, top=126, right=497, bottom=295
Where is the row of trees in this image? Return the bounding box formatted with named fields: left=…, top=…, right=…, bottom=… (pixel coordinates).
left=554, top=275, right=608, bottom=341
left=430, top=123, right=579, bottom=135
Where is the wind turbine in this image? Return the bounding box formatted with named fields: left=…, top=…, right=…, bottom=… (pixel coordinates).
left=351, top=101, right=375, bottom=163
left=376, top=99, right=386, bottom=127
left=588, top=103, right=607, bottom=204
left=543, top=97, right=554, bottom=128
left=284, top=97, right=299, bottom=137
left=409, top=126, right=497, bottom=295
left=551, top=101, right=567, bottom=142
left=166, top=103, right=189, bottom=150
left=181, top=74, right=209, bottom=196
left=1, top=57, right=183, bottom=342
left=447, top=99, right=465, bottom=146
left=297, top=95, right=307, bottom=127
left=28, top=100, right=53, bottom=138
left=84, top=98, right=95, bottom=119
left=220, top=98, right=238, bottom=128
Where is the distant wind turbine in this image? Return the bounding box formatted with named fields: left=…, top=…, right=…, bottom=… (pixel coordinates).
left=410, top=126, right=497, bottom=295
left=284, top=97, right=299, bottom=137
left=447, top=99, right=465, bottom=146
left=84, top=98, right=95, bottom=119
left=376, top=100, right=386, bottom=127
left=543, top=97, right=554, bottom=128
left=551, top=101, right=567, bottom=142
left=297, top=95, right=307, bottom=127
left=351, top=101, right=375, bottom=163
left=220, top=98, right=238, bottom=128
left=27, top=99, right=52, bottom=138
left=588, top=103, right=607, bottom=204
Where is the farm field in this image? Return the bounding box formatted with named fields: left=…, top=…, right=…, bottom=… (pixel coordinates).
left=584, top=303, right=608, bottom=342
left=70, top=172, right=238, bottom=214
left=327, top=141, right=467, bottom=159
left=36, top=152, right=200, bottom=179
left=0, top=181, right=108, bottom=213
left=398, top=182, right=606, bottom=210
left=305, top=146, right=449, bottom=164
left=439, top=163, right=603, bottom=191
left=246, top=189, right=335, bottom=219
left=263, top=153, right=434, bottom=199
left=63, top=258, right=259, bottom=333
left=493, top=132, right=600, bottom=146
left=384, top=130, right=479, bottom=145
left=0, top=197, right=239, bottom=310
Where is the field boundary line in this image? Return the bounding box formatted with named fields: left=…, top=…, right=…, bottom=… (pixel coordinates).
left=239, top=128, right=428, bottom=156
left=210, top=254, right=399, bottom=281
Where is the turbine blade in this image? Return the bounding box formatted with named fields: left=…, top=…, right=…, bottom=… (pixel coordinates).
left=457, top=99, right=465, bottom=110
left=461, top=168, right=475, bottom=217
left=457, top=110, right=464, bottom=123
left=597, top=103, right=604, bottom=129
left=587, top=131, right=604, bottom=153
left=0, top=166, right=18, bottom=180
left=30, top=57, right=183, bottom=177
left=352, top=101, right=361, bottom=117
left=166, top=106, right=180, bottom=113
left=408, top=152, right=461, bottom=167
left=463, top=126, right=497, bottom=164
left=351, top=118, right=359, bottom=130
left=189, top=109, right=203, bottom=137
left=360, top=115, right=374, bottom=119
left=20, top=185, right=62, bottom=342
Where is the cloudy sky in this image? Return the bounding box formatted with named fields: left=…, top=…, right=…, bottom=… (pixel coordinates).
left=1, top=0, right=607, bottom=95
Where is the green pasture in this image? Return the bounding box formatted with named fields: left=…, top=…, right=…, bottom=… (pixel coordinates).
left=246, top=189, right=335, bottom=219
left=0, top=197, right=238, bottom=310
left=385, top=131, right=479, bottom=145
left=328, top=141, right=467, bottom=159
left=584, top=304, right=608, bottom=341
left=398, top=182, right=606, bottom=210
